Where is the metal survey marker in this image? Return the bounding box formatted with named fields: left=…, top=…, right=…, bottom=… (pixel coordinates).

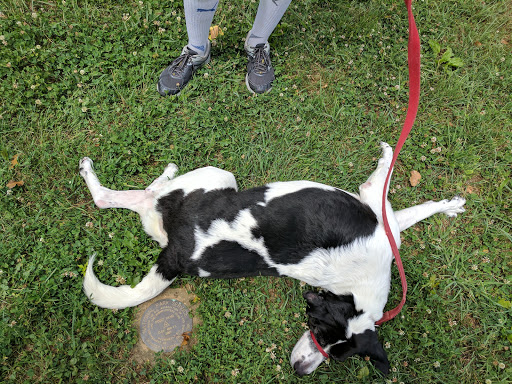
left=140, top=299, right=192, bottom=352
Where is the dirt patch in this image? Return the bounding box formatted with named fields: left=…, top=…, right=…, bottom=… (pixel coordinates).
left=130, top=287, right=201, bottom=365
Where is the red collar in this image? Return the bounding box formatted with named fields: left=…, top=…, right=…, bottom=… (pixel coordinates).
left=310, top=330, right=329, bottom=358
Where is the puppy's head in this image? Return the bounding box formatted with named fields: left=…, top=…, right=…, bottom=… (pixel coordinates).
left=290, top=291, right=389, bottom=376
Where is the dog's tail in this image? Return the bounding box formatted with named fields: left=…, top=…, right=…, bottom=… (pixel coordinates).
left=83, top=254, right=173, bottom=309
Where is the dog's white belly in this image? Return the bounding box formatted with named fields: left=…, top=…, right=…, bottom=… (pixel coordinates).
left=276, top=226, right=393, bottom=306
left=156, top=166, right=238, bottom=199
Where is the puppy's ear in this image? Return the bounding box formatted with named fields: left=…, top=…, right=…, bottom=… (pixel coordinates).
left=330, top=330, right=390, bottom=375
left=329, top=339, right=357, bottom=362
left=303, top=291, right=322, bottom=306
left=354, top=330, right=390, bottom=375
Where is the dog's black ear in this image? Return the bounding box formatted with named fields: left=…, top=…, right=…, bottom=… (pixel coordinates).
left=330, top=330, right=389, bottom=375
left=329, top=338, right=357, bottom=362
left=303, top=291, right=323, bottom=306
left=356, top=330, right=390, bottom=375
left=353, top=330, right=389, bottom=375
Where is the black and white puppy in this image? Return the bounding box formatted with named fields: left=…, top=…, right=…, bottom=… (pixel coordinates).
left=79, top=142, right=466, bottom=376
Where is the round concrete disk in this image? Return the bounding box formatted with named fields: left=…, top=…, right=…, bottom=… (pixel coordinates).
left=140, top=299, right=192, bottom=352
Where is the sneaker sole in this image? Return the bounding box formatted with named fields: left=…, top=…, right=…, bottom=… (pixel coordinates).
left=157, top=82, right=181, bottom=97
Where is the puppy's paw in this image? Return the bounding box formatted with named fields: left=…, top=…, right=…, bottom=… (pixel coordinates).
left=163, top=163, right=179, bottom=177
left=380, top=141, right=391, bottom=150
left=79, top=157, right=94, bottom=177
left=378, top=142, right=393, bottom=166
left=442, top=195, right=466, bottom=217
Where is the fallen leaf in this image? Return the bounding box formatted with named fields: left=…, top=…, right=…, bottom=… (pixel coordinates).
left=409, top=170, right=421, bottom=187
left=7, top=180, right=24, bottom=189
left=209, top=25, right=223, bottom=40
left=497, top=298, right=511, bottom=309
left=465, top=185, right=479, bottom=195
left=180, top=331, right=192, bottom=350
left=9, top=154, right=20, bottom=169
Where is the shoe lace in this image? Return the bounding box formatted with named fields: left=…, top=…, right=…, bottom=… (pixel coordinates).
left=251, top=45, right=271, bottom=73
left=169, top=50, right=196, bottom=75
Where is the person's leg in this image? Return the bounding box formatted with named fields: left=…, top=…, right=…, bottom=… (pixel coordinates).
left=245, top=0, right=292, bottom=94
left=247, top=0, right=292, bottom=47
left=184, top=0, right=218, bottom=55
left=157, top=0, right=218, bottom=96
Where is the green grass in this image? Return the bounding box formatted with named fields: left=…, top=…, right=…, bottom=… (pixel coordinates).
left=1, top=0, right=511, bottom=382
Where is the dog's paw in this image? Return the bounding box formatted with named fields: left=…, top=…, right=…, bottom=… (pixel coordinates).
left=164, top=163, right=179, bottom=176
left=380, top=142, right=391, bottom=151
left=377, top=142, right=393, bottom=168
left=442, top=195, right=466, bottom=217
left=79, top=157, right=94, bottom=177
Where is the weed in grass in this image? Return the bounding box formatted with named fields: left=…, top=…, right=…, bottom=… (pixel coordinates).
left=428, top=40, right=465, bottom=73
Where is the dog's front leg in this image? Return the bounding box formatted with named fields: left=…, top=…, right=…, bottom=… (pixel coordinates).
left=359, top=142, right=394, bottom=218
left=394, top=196, right=466, bottom=232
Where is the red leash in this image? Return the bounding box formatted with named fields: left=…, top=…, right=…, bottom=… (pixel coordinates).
left=375, top=0, right=421, bottom=326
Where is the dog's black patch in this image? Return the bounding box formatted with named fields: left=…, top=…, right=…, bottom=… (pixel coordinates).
left=251, top=188, right=378, bottom=265
left=155, top=185, right=377, bottom=280
left=155, top=187, right=269, bottom=279
left=196, top=240, right=280, bottom=278
left=156, top=187, right=266, bottom=231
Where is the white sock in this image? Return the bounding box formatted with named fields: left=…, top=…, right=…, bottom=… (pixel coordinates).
left=184, top=0, right=219, bottom=54
left=247, top=0, right=292, bottom=47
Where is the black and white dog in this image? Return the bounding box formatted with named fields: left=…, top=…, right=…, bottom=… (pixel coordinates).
left=79, top=142, right=465, bottom=376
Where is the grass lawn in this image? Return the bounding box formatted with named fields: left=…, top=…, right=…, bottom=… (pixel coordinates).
left=1, top=0, right=511, bottom=382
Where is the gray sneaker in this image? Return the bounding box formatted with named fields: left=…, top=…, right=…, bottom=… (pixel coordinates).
left=157, top=42, right=211, bottom=96
left=245, top=41, right=275, bottom=94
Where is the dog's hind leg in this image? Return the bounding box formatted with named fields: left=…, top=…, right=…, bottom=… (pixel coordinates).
left=395, top=195, right=466, bottom=232
left=79, top=158, right=169, bottom=245
left=145, top=163, right=179, bottom=195
left=79, top=157, right=153, bottom=214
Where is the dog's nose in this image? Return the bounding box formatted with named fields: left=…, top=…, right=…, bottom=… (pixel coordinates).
left=293, top=361, right=307, bottom=377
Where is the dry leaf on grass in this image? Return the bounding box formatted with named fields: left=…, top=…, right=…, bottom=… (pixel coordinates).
left=9, top=154, right=20, bottom=169
left=180, top=331, right=192, bottom=350
left=466, top=185, right=478, bottom=194
left=209, top=25, right=223, bottom=40
left=409, top=170, right=421, bottom=187
left=7, top=180, right=24, bottom=189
